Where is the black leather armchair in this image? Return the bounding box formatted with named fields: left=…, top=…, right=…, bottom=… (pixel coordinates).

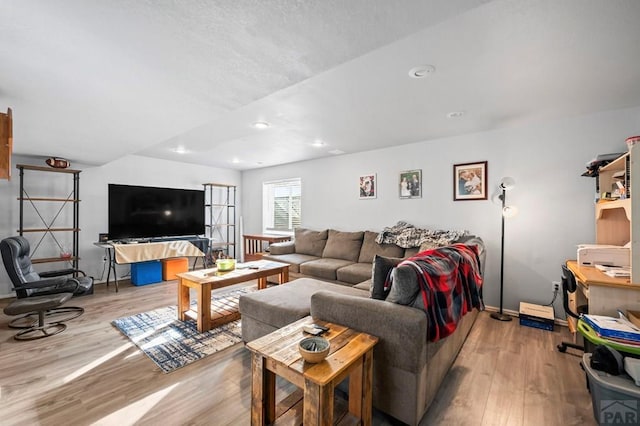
left=0, top=236, right=94, bottom=297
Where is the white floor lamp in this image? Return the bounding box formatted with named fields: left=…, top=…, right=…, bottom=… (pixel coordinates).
left=490, top=177, right=517, bottom=322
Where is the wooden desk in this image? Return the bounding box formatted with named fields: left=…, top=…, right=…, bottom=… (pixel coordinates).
left=247, top=316, right=378, bottom=425
left=567, top=260, right=640, bottom=319
left=243, top=234, right=291, bottom=261
left=176, top=260, right=289, bottom=332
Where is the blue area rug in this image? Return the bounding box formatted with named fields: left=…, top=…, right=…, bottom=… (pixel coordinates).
left=112, top=285, right=256, bottom=373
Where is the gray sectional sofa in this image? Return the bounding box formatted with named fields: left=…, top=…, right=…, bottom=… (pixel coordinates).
left=239, top=227, right=485, bottom=425
left=262, top=228, right=420, bottom=285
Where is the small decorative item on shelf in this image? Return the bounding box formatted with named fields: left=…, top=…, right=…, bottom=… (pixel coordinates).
left=60, top=247, right=72, bottom=259
left=626, top=136, right=640, bottom=151
left=45, top=157, right=70, bottom=169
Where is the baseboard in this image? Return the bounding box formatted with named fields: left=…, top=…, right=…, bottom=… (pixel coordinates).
left=483, top=305, right=568, bottom=327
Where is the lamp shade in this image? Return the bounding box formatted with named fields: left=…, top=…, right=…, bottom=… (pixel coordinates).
left=502, top=205, right=519, bottom=218
left=500, top=177, right=516, bottom=191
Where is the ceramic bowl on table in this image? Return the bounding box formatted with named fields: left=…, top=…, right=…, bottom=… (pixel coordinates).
left=298, top=336, right=330, bottom=363
left=215, top=258, right=236, bottom=271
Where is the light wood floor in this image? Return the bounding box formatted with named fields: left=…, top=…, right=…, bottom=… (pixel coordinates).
left=0, top=280, right=596, bottom=426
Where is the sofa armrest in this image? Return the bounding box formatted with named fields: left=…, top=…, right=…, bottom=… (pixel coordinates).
left=310, top=291, right=427, bottom=373
left=268, top=241, right=295, bottom=255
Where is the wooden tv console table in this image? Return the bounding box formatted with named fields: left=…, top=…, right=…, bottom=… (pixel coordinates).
left=94, top=237, right=208, bottom=292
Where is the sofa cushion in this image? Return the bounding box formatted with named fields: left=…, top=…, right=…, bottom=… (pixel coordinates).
left=358, top=231, right=405, bottom=263
left=336, top=262, right=372, bottom=284
left=261, top=253, right=320, bottom=273
left=238, top=277, right=367, bottom=330
left=354, top=279, right=371, bottom=291
left=294, top=228, right=328, bottom=257
left=300, top=258, right=354, bottom=281
left=322, top=229, right=364, bottom=262
left=371, top=255, right=403, bottom=300
left=385, top=265, right=419, bottom=305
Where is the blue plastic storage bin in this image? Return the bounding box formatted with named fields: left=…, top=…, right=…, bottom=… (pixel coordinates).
left=131, top=260, right=162, bottom=286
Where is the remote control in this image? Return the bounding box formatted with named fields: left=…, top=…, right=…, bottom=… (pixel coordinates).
left=302, top=325, right=326, bottom=335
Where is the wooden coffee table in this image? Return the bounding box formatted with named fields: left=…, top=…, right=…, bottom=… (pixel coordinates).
left=175, top=260, right=289, bottom=332
left=247, top=316, right=378, bottom=425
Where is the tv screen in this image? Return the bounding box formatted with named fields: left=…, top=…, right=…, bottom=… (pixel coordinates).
left=108, top=184, right=205, bottom=240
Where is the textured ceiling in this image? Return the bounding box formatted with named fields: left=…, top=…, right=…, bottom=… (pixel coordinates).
left=1, top=0, right=640, bottom=170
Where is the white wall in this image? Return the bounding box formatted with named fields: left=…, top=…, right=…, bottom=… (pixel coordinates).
left=242, top=106, right=640, bottom=315
left=0, top=154, right=240, bottom=296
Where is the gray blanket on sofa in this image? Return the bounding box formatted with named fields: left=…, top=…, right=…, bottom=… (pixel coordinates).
left=375, top=221, right=468, bottom=248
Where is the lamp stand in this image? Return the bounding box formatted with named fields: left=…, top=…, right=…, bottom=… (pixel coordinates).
left=490, top=186, right=512, bottom=322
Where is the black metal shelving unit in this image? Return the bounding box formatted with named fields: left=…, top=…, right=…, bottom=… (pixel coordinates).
left=203, top=182, right=236, bottom=260
left=17, top=164, right=81, bottom=270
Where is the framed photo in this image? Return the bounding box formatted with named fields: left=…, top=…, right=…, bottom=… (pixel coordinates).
left=359, top=173, right=377, bottom=199
left=454, top=161, right=488, bottom=201
left=399, top=169, right=421, bottom=199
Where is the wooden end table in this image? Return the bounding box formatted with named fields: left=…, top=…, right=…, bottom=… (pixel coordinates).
left=247, top=316, right=378, bottom=425
left=175, top=260, right=289, bottom=332
left=243, top=234, right=292, bottom=261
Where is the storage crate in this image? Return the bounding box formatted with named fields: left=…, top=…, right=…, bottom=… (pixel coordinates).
left=161, top=257, right=188, bottom=280
left=583, top=353, right=640, bottom=425
left=131, top=260, right=162, bottom=286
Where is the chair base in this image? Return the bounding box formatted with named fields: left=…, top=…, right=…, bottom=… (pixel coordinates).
left=557, top=341, right=584, bottom=353
left=8, top=306, right=84, bottom=329
left=14, top=322, right=67, bottom=340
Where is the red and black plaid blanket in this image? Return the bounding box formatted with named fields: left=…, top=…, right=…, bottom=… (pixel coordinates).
left=395, top=243, right=484, bottom=342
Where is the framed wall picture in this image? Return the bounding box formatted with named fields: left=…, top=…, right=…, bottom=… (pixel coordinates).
left=454, top=161, right=488, bottom=201
left=399, top=169, right=421, bottom=199
left=359, top=173, right=377, bottom=199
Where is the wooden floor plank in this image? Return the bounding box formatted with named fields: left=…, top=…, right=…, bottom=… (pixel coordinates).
left=0, top=281, right=597, bottom=425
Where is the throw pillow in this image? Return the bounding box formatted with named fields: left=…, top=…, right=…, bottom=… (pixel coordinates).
left=294, top=228, right=329, bottom=257
left=385, top=265, right=420, bottom=305
left=370, top=255, right=402, bottom=300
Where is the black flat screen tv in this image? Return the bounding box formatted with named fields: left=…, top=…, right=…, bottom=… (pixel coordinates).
left=108, top=184, right=205, bottom=240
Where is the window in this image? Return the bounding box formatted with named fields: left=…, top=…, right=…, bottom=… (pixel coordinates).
left=263, top=178, right=301, bottom=234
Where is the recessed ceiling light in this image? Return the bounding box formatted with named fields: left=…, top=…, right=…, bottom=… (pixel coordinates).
left=253, top=121, right=271, bottom=129
left=328, top=149, right=345, bottom=155
left=173, top=146, right=187, bottom=154
left=312, top=140, right=325, bottom=147
left=232, top=158, right=240, bottom=164
left=447, top=111, right=465, bottom=118
left=408, top=65, right=436, bottom=78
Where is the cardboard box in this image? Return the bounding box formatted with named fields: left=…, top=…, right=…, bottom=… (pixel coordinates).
left=519, top=302, right=555, bottom=331
left=628, top=310, right=640, bottom=329
left=161, top=257, right=188, bottom=280
left=131, top=260, right=162, bottom=286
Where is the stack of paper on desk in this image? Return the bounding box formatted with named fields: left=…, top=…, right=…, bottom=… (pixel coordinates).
left=595, top=264, right=631, bottom=277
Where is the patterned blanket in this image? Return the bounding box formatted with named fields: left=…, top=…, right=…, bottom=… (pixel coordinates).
left=375, top=221, right=468, bottom=248
left=394, top=243, right=484, bottom=342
